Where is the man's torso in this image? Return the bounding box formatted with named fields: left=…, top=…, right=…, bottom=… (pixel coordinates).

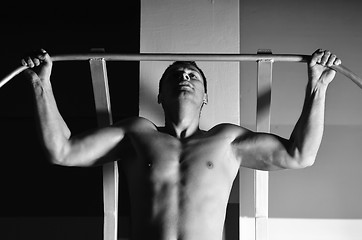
left=117, top=118, right=241, bottom=240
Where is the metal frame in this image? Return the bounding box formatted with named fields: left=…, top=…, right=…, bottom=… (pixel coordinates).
left=1, top=52, right=361, bottom=240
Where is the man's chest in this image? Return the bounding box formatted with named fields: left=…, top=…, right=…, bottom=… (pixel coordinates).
left=125, top=131, right=239, bottom=180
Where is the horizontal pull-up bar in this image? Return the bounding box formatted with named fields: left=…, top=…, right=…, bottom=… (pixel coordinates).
left=51, top=53, right=311, bottom=62
left=1, top=53, right=361, bottom=89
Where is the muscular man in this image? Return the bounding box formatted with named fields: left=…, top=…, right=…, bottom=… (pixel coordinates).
left=21, top=48, right=341, bottom=240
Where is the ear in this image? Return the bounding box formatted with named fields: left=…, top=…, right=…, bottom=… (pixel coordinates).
left=203, top=93, right=208, bottom=105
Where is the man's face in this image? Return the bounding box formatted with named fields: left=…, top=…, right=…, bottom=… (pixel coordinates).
left=158, top=64, right=208, bottom=108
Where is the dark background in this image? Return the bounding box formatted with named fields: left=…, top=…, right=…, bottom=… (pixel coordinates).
left=0, top=2, right=140, bottom=238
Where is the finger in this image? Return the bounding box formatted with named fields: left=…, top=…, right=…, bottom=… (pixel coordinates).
left=327, top=54, right=337, bottom=67
left=310, top=48, right=324, bottom=66
left=33, top=58, right=40, bottom=66
left=320, top=50, right=331, bottom=66
left=21, top=59, right=28, bottom=66
left=40, top=49, right=52, bottom=64
left=26, top=57, right=35, bottom=68
left=335, top=58, right=342, bottom=65
left=37, top=53, right=45, bottom=60
left=38, top=49, right=47, bottom=60
left=36, top=53, right=46, bottom=62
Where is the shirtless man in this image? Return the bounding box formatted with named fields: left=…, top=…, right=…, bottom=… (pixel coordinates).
left=21, top=48, right=341, bottom=240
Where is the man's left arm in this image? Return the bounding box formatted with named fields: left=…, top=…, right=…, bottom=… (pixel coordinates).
left=232, top=49, right=341, bottom=170
left=287, top=49, right=341, bottom=167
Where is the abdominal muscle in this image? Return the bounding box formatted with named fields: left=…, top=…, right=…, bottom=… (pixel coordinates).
left=124, top=155, right=236, bottom=240
left=128, top=165, right=232, bottom=240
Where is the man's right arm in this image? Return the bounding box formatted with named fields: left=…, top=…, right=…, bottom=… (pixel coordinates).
left=23, top=49, right=127, bottom=167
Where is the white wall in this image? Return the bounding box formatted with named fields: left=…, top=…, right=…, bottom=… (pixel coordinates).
left=140, top=0, right=240, bottom=131
left=240, top=0, right=362, bottom=238
left=240, top=0, right=362, bottom=127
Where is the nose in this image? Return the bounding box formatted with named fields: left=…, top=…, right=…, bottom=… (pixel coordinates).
left=182, top=72, right=190, bottom=81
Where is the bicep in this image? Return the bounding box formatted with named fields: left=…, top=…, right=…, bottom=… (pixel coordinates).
left=61, top=118, right=142, bottom=167
left=231, top=129, right=301, bottom=171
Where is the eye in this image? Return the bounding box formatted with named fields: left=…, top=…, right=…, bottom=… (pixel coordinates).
left=169, top=71, right=182, bottom=79
left=189, top=73, right=198, bottom=79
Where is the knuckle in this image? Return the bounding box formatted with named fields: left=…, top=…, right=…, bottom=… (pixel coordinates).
left=33, top=59, right=40, bottom=65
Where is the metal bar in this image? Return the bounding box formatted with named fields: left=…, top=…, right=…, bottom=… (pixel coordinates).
left=1, top=53, right=361, bottom=90
left=89, top=58, right=119, bottom=240
left=50, top=53, right=310, bottom=62
left=255, top=50, right=273, bottom=240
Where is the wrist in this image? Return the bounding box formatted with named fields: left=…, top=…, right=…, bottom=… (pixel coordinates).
left=31, top=76, right=51, bottom=86
left=32, top=78, right=52, bottom=94
left=307, top=81, right=328, bottom=97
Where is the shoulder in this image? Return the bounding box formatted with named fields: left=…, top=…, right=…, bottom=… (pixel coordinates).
left=113, top=116, right=158, bottom=132
left=208, top=123, right=250, bottom=135
left=207, top=123, right=253, bottom=141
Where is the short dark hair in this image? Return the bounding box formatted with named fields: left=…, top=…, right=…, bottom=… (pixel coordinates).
left=159, top=61, right=207, bottom=94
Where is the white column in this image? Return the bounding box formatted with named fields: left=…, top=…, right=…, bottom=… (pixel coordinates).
left=89, top=58, right=119, bottom=240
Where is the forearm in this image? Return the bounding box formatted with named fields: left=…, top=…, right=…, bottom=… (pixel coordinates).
left=289, top=81, right=328, bottom=165
left=32, top=80, right=71, bottom=162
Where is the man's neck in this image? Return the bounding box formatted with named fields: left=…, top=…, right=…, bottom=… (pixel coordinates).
left=162, top=105, right=201, bottom=139
left=162, top=121, right=200, bottom=139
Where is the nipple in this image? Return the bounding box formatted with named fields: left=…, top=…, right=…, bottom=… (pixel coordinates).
left=207, top=161, right=214, bottom=169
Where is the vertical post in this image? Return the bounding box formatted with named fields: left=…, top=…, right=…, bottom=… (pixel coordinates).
left=255, top=49, right=273, bottom=240
left=89, top=56, right=119, bottom=240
